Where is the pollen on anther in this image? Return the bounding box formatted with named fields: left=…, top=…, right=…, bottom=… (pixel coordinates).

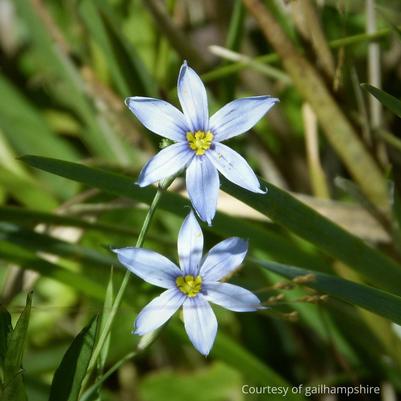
left=176, top=275, right=202, bottom=297
left=186, top=130, right=214, bottom=156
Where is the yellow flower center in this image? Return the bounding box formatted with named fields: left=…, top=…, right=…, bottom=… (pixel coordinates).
left=186, top=131, right=214, bottom=156
left=176, top=275, right=202, bottom=297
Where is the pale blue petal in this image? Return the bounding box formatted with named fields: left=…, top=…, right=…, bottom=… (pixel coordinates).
left=186, top=156, right=219, bottom=226
left=134, top=288, right=185, bottom=335
left=113, top=247, right=181, bottom=288
left=125, top=97, right=188, bottom=142
left=183, top=295, right=217, bottom=356
left=177, top=61, right=208, bottom=132
left=210, top=96, right=279, bottom=142
left=137, top=143, right=193, bottom=187
left=200, top=237, right=248, bottom=282
left=203, top=282, right=263, bottom=312
left=177, top=211, right=204, bottom=275
left=207, top=143, right=265, bottom=193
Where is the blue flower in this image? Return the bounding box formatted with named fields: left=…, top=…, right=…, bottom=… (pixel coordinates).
left=126, top=61, right=279, bottom=225
left=113, top=211, right=264, bottom=356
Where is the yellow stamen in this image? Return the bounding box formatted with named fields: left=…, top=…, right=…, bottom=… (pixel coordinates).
left=176, top=275, right=202, bottom=297
left=186, top=130, right=214, bottom=156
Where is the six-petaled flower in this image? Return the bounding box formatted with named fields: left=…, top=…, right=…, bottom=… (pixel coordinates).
left=113, top=211, right=264, bottom=356
left=125, top=61, right=279, bottom=225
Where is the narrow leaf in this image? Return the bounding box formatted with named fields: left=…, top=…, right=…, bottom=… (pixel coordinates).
left=79, top=0, right=156, bottom=97
left=49, top=315, right=99, bottom=401
left=2, top=293, right=32, bottom=401
left=0, top=307, right=12, bottom=368
left=19, top=155, right=327, bottom=271
left=221, top=178, right=401, bottom=295
left=19, top=156, right=401, bottom=296
left=98, top=267, right=114, bottom=372
left=361, top=83, right=401, bottom=118
left=0, top=206, right=158, bottom=239
left=257, top=259, right=401, bottom=325
left=0, top=242, right=105, bottom=300
left=0, top=223, right=115, bottom=268
left=4, top=293, right=32, bottom=382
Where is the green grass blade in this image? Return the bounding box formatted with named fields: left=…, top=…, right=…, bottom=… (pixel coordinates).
left=19, top=155, right=327, bottom=271
left=80, top=351, right=137, bottom=401
left=49, top=315, right=99, bottom=401
left=2, top=293, right=32, bottom=401
left=226, top=0, right=245, bottom=51
left=79, top=0, right=128, bottom=96
left=361, top=84, right=401, bottom=118
left=203, top=26, right=401, bottom=83
left=0, top=167, right=58, bottom=211
left=219, top=0, right=245, bottom=100
left=0, top=77, right=78, bottom=199
left=4, top=293, right=32, bottom=382
left=0, top=307, right=12, bottom=367
left=79, top=0, right=156, bottom=97
left=256, top=259, right=401, bottom=325
left=0, top=242, right=105, bottom=300
left=0, top=223, right=115, bottom=268
left=14, top=0, right=133, bottom=163
left=0, top=206, right=174, bottom=245
left=98, top=267, right=114, bottom=373
left=0, top=77, right=78, bottom=162
left=20, top=155, right=401, bottom=295
left=220, top=178, right=401, bottom=295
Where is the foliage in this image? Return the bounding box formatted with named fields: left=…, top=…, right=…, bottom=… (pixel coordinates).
left=1, top=0, right=401, bottom=400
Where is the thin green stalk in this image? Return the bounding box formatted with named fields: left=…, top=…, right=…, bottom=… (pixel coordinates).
left=209, top=45, right=291, bottom=83
left=226, top=0, right=245, bottom=51
left=378, top=130, right=401, bottom=152
left=82, top=177, right=173, bottom=388
left=81, top=327, right=162, bottom=401
left=243, top=0, right=389, bottom=210
left=80, top=352, right=137, bottom=401
left=202, top=25, right=401, bottom=83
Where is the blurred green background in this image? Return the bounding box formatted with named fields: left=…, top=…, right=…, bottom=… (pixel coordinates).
left=1, top=0, right=401, bottom=400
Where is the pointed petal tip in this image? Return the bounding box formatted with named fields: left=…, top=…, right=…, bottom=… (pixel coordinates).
left=240, top=237, right=249, bottom=248
left=258, top=185, right=268, bottom=194
left=248, top=183, right=268, bottom=195
left=125, top=96, right=147, bottom=106
left=269, top=97, right=280, bottom=104
left=194, top=341, right=213, bottom=356
left=125, top=97, right=142, bottom=109
left=194, top=208, right=214, bottom=227
left=179, top=60, right=188, bottom=73
left=257, top=95, right=279, bottom=104
left=197, top=211, right=214, bottom=227
left=135, top=179, right=147, bottom=188
left=260, top=95, right=279, bottom=103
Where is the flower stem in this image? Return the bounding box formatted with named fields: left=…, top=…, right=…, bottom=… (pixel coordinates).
left=80, top=351, right=137, bottom=401
left=83, top=177, right=174, bottom=386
